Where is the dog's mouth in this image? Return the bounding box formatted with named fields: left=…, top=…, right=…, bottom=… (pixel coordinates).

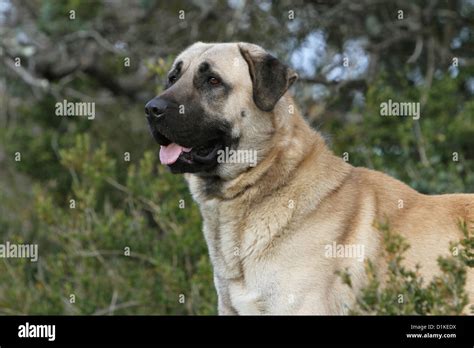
left=151, top=128, right=225, bottom=173
left=159, top=140, right=223, bottom=166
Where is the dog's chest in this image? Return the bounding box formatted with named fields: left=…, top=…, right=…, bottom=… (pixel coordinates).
left=199, top=198, right=299, bottom=314
left=199, top=198, right=247, bottom=279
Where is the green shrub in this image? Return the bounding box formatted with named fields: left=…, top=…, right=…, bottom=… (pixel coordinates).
left=339, top=222, right=473, bottom=315
left=0, top=134, right=216, bottom=314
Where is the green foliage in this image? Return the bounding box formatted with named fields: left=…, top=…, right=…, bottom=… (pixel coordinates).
left=458, top=220, right=474, bottom=268
left=38, top=0, right=103, bottom=34
left=330, top=69, right=474, bottom=195
left=0, top=135, right=216, bottom=314
left=339, top=223, right=472, bottom=315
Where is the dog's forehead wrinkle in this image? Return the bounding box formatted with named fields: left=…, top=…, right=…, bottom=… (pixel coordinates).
left=197, top=44, right=214, bottom=58
left=180, top=44, right=214, bottom=64
left=196, top=44, right=242, bottom=62
left=179, top=44, right=248, bottom=81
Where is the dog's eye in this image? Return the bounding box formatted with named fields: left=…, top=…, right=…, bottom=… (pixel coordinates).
left=208, top=77, right=221, bottom=86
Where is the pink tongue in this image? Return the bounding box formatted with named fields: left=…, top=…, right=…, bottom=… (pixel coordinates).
left=159, top=143, right=192, bottom=165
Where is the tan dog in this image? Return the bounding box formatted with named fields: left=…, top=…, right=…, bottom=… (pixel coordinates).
left=145, top=42, right=474, bottom=314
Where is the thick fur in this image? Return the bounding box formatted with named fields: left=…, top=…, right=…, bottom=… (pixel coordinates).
left=159, top=42, right=473, bottom=314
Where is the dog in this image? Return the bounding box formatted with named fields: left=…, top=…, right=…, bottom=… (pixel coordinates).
left=145, top=42, right=474, bottom=315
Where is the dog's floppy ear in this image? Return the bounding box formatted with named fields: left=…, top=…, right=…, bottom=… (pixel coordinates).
left=239, top=43, right=298, bottom=112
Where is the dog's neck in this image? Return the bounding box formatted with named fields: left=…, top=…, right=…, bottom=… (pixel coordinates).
left=189, top=97, right=350, bottom=203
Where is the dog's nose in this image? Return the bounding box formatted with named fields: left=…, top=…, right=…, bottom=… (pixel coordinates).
left=145, top=97, right=169, bottom=118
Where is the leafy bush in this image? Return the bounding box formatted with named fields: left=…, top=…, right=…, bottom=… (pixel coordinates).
left=339, top=222, right=473, bottom=315
left=0, top=134, right=216, bottom=314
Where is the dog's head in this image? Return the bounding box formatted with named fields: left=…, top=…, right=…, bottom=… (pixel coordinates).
left=145, top=42, right=297, bottom=177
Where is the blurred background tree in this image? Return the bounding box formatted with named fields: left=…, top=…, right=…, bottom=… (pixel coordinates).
left=0, top=0, right=472, bottom=314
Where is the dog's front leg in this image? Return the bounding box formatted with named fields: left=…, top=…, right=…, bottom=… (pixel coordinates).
left=214, top=275, right=237, bottom=315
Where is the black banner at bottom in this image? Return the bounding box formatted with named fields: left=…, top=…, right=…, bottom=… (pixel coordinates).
left=0, top=315, right=472, bottom=346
